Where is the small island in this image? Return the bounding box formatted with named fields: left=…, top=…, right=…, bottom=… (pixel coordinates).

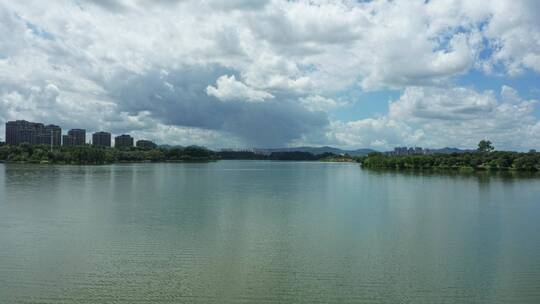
left=360, top=140, right=540, bottom=172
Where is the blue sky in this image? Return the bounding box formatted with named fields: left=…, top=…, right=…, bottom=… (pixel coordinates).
left=1, top=0, right=539, bottom=151
left=332, top=70, right=540, bottom=122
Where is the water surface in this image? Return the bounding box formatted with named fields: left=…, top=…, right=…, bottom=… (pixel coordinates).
left=1, top=161, right=540, bottom=303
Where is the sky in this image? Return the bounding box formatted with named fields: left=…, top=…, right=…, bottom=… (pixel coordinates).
left=1, top=0, right=539, bottom=151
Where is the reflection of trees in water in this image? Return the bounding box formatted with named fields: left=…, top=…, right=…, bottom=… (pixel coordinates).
left=4, top=164, right=63, bottom=188
left=364, top=167, right=540, bottom=184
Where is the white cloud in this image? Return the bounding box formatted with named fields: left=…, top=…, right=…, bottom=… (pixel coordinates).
left=299, top=95, right=345, bottom=112
left=326, top=86, right=540, bottom=151
left=325, top=117, right=424, bottom=150
left=127, top=123, right=244, bottom=149
left=482, top=0, right=540, bottom=75
left=206, top=75, right=274, bottom=102
left=0, top=0, right=539, bottom=148
left=388, top=86, right=497, bottom=121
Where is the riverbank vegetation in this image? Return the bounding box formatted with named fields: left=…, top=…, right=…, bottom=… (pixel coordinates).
left=4, top=140, right=537, bottom=171
left=0, top=144, right=218, bottom=164
left=361, top=141, right=540, bottom=171
left=0, top=144, right=354, bottom=165
left=217, top=151, right=355, bottom=161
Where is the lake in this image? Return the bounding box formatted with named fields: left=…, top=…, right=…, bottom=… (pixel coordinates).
left=1, top=161, right=540, bottom=303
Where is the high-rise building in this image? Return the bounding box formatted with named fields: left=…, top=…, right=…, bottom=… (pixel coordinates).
left=5, top=121, right=16, bottom=145
left=115, top=134, right=134, bottom=148
left=92, top=132, right=111, bottom=147
left=5, top=120, right=60, bottom=146
left=41, top=125, right=62, bottom=146
left=136, top=139, right=157, bottom=149
left=63, top=129, right=86, bottom=146
left=62, top=134, right=76, bottom=146
left=393, top=147, right=408, bottom=155
left=6, top=120, right=39, bottom=145
left=67, top=129, right=86, bottom=145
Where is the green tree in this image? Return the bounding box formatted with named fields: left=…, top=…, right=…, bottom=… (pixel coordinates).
left=477, top=140, right=494, bottom=153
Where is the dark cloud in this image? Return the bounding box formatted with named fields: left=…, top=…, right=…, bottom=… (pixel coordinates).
left=80, top=0, right=128, bottom=12
left=79, top=0, right=269, bottom=12
left=105, top=64, right=328, bottom=147
left=2, top=0, right=540, bottom=149
left=207, top=0, right=270, bottom=11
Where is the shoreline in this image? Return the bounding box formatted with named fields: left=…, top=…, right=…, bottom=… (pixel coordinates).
left=0, top=145, right=361, bottom=165
left=360, top=151, right=540, bottom=172
left=361, top=165, right=540, bottom=173
left=0, top=158, right=356, bottom=166
left=0, top=159, right=218, bottom=166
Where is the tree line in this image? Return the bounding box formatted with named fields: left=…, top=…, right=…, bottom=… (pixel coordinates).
left=217, top=151, right=352, bottom=161
left=361, top=141, right=540, bottom=171
left=0, top=144, right=350, bottom=164
left=4, top=140, right=536, bottom=170
left=0, top=144, right=218, bottom=164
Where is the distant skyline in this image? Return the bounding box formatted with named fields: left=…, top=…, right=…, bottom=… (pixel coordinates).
left=1, top=0, right=539, bottom=151
left=4, top=119, right=157, bottom=147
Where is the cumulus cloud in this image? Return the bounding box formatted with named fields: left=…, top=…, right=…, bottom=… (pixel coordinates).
left=327, top=86, right=540, bottom=151
left=206, top=75, right=274, bottom=102
left=0, top=0, right=539, bottom=148
left=300, top=95, right=345, bottom=112
left=482, top=0, right=540, bottom=75
left=103, top=65, right=327, bottom=147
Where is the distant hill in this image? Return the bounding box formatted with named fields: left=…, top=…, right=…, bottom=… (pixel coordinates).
left=160, top=144, right=471, bottom=156
left=429, top=147, right=474, bottom=154
left=383, top=147, right=474, bottom=155
left=158, top=144, right=183, bottom=150
left=256, top=146, right=376, bottom=156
